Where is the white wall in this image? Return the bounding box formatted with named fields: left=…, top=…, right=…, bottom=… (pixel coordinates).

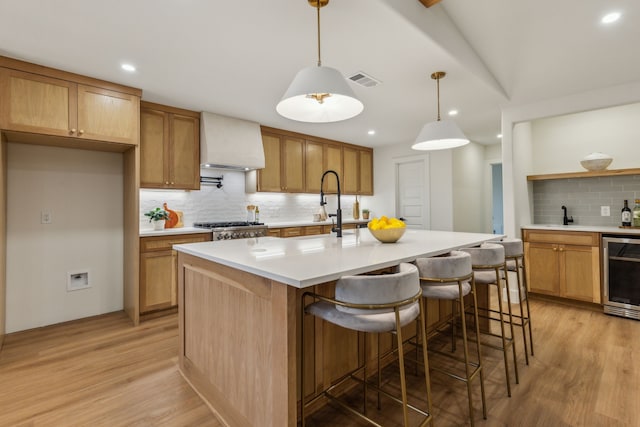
left=370, top=143, right=453, bottom=231
left=6, top=144, right=123, bottom=333
left=530, top=102, right=640, bottom=174
left=452, top=142, right=486, bottom=232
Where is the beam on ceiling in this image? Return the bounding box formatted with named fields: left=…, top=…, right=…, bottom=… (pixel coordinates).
left=418, top=0, right=442, bottom=7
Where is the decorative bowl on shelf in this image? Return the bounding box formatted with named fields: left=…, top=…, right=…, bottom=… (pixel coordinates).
left=580, top=152, right=613, bottom=171
left=368, top=227, right=406, bottom=243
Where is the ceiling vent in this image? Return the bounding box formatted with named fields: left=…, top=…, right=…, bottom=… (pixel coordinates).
left=348, top=71, right=381, bottom=88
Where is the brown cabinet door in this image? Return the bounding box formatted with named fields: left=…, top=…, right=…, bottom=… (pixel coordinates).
left=140, top=250, right=176, bottom=313
left=170, top=114, right=200, bottom=190
left=527, top=242, right=560, bottom=295
left=561, top=244, right=599, bottom=302
left=282, top=137, right=305, bottom=192
left=281, top=227, right=303, bottom=237
left=305, top=141, right=324, bottom=193
left=342, top=146, right=359, bottom=195
left=324, top=144, right=342, bottom=194
left=77, top=84, right=139, bottom=145
left=140, top=108, right=169, bottom=188
left=359, top=150, right=373, bottom=195
left=257, top=133, right=283, bottom=192
left=0, top=68, right=76, bottom=136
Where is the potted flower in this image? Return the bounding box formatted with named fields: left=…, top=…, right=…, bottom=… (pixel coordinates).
left=145, top=207, right=170, bottom=230
left=362, top=209, right=370, bottom=220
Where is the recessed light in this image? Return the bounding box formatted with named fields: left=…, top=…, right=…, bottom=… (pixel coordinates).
left=121, top=63, right=136, bottom=72
left=367, top=130, right=376, bottom=135
left=448, top=109, right=458, bottom=116
left=497, top=134, right=503, bottom=138
left=601, top=12, right=621, bottom=24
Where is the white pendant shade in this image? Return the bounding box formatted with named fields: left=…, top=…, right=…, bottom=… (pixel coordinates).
left=412, top=119, right=470, bottom=151
left=276, top=65, right=364, bottom=123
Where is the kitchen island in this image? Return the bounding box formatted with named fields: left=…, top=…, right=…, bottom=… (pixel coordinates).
left=174, top=229, right=501, bottom=426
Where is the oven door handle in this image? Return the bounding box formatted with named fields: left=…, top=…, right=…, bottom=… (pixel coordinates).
left=609, top=256, right=640, bottom=262
left=603, top=246, right=608, bottom=298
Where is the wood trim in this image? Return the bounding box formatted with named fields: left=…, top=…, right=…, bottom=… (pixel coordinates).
left=0, top=55, right=142, bottom=96
left=1, top=131, right=134, bottom=153
left=123, top=146, right=140, bottom=326
left=527, top=168, right=640, bottom=181
left=140, top=100, right=200, bottom=118
left=418, top=0, right=442, bottom=7
left=0, top=134, right=6, bottom=349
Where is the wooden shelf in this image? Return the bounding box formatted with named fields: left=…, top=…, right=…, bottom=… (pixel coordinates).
left=527, top=168, right=640, bottom=181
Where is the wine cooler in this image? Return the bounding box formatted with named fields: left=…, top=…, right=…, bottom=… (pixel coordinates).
left=603, top=236, right=640, bottom=320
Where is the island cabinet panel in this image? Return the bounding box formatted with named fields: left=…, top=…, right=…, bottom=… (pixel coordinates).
left=140, top=101, right=200, bottom=190
left=0, top=66, right=140, bottom=146
left=523, top=229, right=601, bottom=303
left=178, top=254, right=297, bottom=427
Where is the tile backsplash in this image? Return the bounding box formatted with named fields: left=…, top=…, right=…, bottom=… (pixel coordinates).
left=533, top=175, right=640, bottom=226
left=140, top=169, right=367, bottom=230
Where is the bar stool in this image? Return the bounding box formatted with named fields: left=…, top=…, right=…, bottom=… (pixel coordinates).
left=461, top=243, right=519, bottom=397
left=415, top=251, right=487, bottom=426
left=301, top=263, right=433, bottom=427
left=497, top=238, right=534, bottom=364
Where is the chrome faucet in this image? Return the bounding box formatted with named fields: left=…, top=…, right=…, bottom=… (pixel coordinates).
left=320, top=170, right=342, bottom=237
left=561, top=205, right=574, bottom=225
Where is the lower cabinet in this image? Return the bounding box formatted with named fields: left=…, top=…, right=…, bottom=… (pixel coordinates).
left=139, top=232, right=211, bottom=315
left=523, top=229, right=601, bottom=303
left=268, top=222, right=363, bottom=238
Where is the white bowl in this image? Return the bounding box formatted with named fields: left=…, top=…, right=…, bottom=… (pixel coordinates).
left=580, top=152, right=612, bottom=171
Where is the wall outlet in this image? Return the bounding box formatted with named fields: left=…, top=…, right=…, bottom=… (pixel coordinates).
left=601, top=206, right=611, bottom=216
left=41, top=210, right=52, bottom=224
left=67, top=270, right=91, bottom=291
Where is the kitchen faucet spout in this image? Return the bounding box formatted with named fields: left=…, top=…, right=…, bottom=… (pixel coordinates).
left=561, top=205, right=574, bottom=225
left=320, top=170, right=342, bottom=237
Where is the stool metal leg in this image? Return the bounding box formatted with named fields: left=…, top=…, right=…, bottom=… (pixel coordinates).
left=521, top=258, right=535, bottom=356
left=470, top=277, right=487, bottom=420
left=494, top=271, right=512, bottom=397
left=501, top=266, right=519, bottom=385
left=418, top=297, right=433, bottom=426
left=394, top=308, right=410, bottom=426
left=513, top=257, right=530, bottom=365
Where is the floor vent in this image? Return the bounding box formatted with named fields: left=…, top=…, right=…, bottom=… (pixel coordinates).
left=348, top=71, right=381, bottom=88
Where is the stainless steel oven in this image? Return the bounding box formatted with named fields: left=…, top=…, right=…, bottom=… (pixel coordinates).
left=603, top=236, right=640, bottom=320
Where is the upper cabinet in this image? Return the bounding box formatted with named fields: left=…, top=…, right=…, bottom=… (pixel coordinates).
left=343, top=145, right=373, bottom=196
left=140, top=101, right=200, bottom=190
left=257, top=131, right=305, bottom=192
left=0, top=58, right=140, bottom=147
left=256, top=126, right=372, bottom=195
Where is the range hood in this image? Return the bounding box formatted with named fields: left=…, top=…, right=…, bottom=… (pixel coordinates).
left=200, top=112, right=265, bottom=170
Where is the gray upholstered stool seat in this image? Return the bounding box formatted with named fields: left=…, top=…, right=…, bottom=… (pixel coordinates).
left=496, top=238, right=534, bottom=365
left=301, top=263, right=433, bottom=427
left=415, top=251, right=487, bottom=426
left=461, top=242, right=519, bottom=398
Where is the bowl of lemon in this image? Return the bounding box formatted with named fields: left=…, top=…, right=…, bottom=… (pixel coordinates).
left=367, top=216, right=406, bottom=243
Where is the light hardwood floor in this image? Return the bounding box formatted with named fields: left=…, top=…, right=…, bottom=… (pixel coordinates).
left=0, top=298, right=638, bottom=426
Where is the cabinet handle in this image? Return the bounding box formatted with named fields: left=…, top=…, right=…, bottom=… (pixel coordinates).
left=553, top=247, right=557, bottom=251
left=70, top=128, right=76, bottom=135
left=78, top=129, right=84, bottom=135
left=170, top=182, right=175, bottom=185
left=165, top=181, right=169, bottom=185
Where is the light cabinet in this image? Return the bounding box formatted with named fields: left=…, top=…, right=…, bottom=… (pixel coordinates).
left=343, top=145, right=373, bottom=195
left=139, top=233, right=211, bottom=315
left=140, top=101, right=200, bottom=190
left=523, top=229, right=601, bottom=303
left=0, top=67, right=139, bottom=146
left=257, top=131, right=305, bottom=192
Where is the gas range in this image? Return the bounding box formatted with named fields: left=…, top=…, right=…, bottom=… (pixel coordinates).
left=193, top=221, right=268, bottom=240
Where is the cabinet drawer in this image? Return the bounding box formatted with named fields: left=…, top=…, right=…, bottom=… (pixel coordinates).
left=141, top=233, right=211, bottom=252
left=304, top=225, right=325, bottom=236
left=282, top=227, right=303, bottom=238
left=523, top=229, right=598, bottom=246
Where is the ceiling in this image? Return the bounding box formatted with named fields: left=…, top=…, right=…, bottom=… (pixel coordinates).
left=0, top=0, right=638, bottom=148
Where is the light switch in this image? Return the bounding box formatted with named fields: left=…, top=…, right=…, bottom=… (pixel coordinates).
left=601, top=206, right=610, bottom=216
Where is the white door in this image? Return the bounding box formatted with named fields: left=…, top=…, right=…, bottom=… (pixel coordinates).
left=492, top=163, right=504, bottom=234
left=396, top=158, right=429, bottom=229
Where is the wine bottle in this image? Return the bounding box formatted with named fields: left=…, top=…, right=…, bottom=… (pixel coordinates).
left=622, top=200, right=632, bottom=226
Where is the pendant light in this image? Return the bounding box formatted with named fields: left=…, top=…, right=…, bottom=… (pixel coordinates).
left=276, top=0, right=363, bottom=123
left=412, top=71, right=469, bottom=150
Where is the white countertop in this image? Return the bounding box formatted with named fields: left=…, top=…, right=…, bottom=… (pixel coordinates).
left=522, top=224, right=640, bottom=235
left=174, top=229, right=502, bottom=288
left=140, top=227, right=212, bottom=237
